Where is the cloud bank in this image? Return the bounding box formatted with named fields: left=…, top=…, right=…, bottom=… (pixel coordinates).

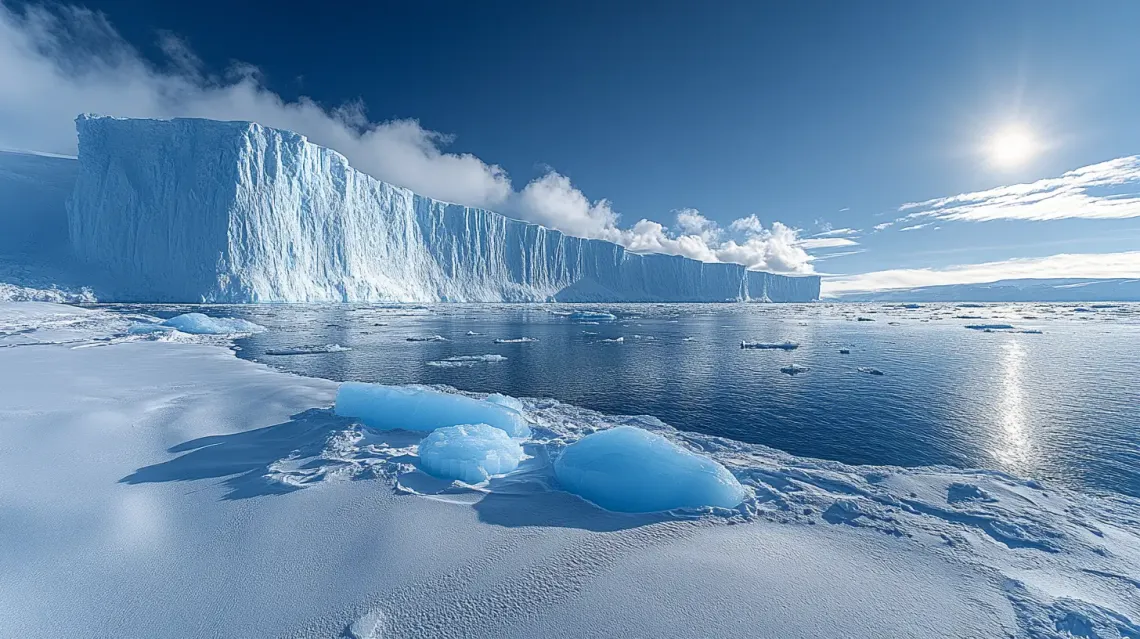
left=900, top=156, right=1140, bottom=224
left=821, top=251, right=1140, bottom=296
left=0, top=3, right=827, bottom=274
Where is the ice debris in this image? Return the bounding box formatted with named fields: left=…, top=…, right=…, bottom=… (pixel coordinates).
left=569, top=310, right=616, bottom=321
left=417, top=424, right=523, bottom=484
left=780, top=364, right=810, bottom=375
left=264, top=344, right=350, bottom=356
left=741, top=340, right=799, bottom=350
left=493, top=337, right=538, bottom=344
left=161, top=313, right=266, bottom=335
left=426, top=354, right=508, bottom=368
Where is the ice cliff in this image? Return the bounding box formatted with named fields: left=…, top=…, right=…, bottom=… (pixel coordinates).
left=65, top=116, right=820, bottom=303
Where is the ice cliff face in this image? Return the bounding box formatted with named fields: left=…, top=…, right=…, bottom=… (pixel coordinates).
left=67, top=116, right=821, bottom=303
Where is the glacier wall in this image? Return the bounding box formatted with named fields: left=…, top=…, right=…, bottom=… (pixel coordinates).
left=0, top=151, right=78, bottom=257
left=67, top=116, right=821, bottom=303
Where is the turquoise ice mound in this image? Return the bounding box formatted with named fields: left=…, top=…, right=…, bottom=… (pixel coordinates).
left=569, top=310, right=616, bottom=321
left=417, top=424, right=524, bottom=484
left=161, top=313, right=266, bottom=335
left=334, top=383, right=531, bottom=438
left=554, top=425, right=747, bottom=513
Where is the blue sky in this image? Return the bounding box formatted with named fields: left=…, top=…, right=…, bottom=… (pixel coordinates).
left=2, top=0, right=1140, bottom=292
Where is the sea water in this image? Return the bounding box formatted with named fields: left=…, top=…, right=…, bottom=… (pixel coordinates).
left=103, top=302, right=1140, bottom=498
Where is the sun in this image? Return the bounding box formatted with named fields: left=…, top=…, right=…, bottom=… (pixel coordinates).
left=987, top=125, right=1039, bottom=169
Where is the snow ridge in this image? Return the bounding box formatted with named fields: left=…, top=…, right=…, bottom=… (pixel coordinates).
left=66, top=116, right=821, bottom=303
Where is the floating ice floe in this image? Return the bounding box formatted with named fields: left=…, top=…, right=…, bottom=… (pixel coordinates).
left=857, top=367, right=885, bottom=376
left=569, top=310, right=617, bottom=321
left=264, top=344, right=351, bottom=356
left=780, top=364, right=810, bottom=375
left=741, top=340, right=799, bottom=350
left=405, top=335, right=448, bottom=342
left=426, top=354, right=508, bottom=368
left=161, top=313, right=266, bottom=335
left=553, top=425, right=747, bottom=513
left=493, top=337, right=538, bottom=344
left=334, top=382, right=531, bottom=437
left=965, top=324, right=1015, bottom=330
left=416, top=424, right=523, bottom=484
left=599, top=337, right=624, bottom=343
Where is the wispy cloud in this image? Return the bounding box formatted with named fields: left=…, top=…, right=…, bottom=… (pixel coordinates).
left=812, top=227, right=859, bottom=237
left=872, top=221, right=894, bottom=231
left=798, top=237, right=860, bottom=249
left=898, top=223, right=930, bottom=232
left=901, top=156, right=1140, bottom=223
left=821, top=251, right=1140, bottom=295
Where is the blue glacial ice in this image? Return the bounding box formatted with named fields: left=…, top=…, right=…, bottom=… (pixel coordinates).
left=64, top=116, right=820, bottom=303
left=161, top=313, right=266, bottom=335
left=417, top=424, right=524, bottom=484
left=334, top=383, right=531, bottom=438
left=553, top=425, right=747, bottom=513
left=741, top=340, right=799, bottom=350
left=568, top=310, right=617, bottom=321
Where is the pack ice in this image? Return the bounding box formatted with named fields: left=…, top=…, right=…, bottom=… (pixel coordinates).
left=65, top=116, right=820, bottom=303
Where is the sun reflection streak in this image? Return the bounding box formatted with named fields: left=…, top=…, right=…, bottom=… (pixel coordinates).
left=995, top=340, right=1032, bottom=471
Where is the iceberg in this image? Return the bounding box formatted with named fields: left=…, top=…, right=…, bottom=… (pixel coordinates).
left=741, top=340, right=799, bottom=350
left=568, top=310, right=617, bottom=321
left=334, top=383, right=531, bottom=438
left=553, top=425, right=747, bottom=513
left=161, top=313, right=266, bottom=335
left=416, top=424, right=524, bottom=484
left=65, top=116, right=821, bottom=303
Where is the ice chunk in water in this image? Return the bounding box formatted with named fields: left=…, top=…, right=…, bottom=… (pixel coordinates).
left=554, top=425, right=746, bottom=513
left=161, top=313, right=266, bottom=335
left=569, top=310, right=616, bottom=321
left=334, top=383, right=531, bottom=437
left=741, top=340, right=798, bottom=350
left=417, top=424, right=524, bottom=484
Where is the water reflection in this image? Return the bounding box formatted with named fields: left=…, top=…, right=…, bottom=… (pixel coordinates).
left=994, top=340, right=1033, bottom=473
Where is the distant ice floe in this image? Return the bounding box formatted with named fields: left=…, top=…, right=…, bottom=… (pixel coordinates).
left=426, top=354, right=507, bottom=368
left=966, top=324, right=1015, bottom=331
left=417, top=424, right=523, bottom=484
left=493, top=337, right=538, bottom=344
left=264, top=344, right=351, bottom=356
left=406, top=334, right=449, bottom=342
left=568, top=310, right=617, bottom=321
left=161, top=313, right=266, bottom=335
left=857, top=367, right=885, bottom=376
left=599, top=337, right=624, bottom=343
left=553, top=425, right=746, bottom=513
left=780, top=364, right=810, bottom=375
left=741, top=340, right=799, bottom=350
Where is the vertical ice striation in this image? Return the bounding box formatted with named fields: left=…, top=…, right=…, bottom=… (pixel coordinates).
left=67, top=116, right=821, bottom=303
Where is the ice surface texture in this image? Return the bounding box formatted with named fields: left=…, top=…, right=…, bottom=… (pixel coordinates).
left=417, top=424, right=524, bottom=484
left=334, top=382, right=531, bottom=438
left=161, top=313, right=266, bottom=335
left=554, top=425, right=747, bottom=513
left=66, top=116, right=820, bottom=303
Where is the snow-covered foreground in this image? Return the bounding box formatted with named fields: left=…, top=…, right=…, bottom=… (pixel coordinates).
left=2, top=303, right=1138, bottom=638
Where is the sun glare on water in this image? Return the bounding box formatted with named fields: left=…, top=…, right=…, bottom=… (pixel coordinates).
left=987, top=124, right=1039, bottom=169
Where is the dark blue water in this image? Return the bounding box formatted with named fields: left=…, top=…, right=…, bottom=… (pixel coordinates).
left=110, top=302, right=1140, bottom=497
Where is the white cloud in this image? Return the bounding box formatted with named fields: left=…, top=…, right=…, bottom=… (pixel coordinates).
left=0, top=4, right=512, bottom=208
left=0, top=3, right=819, bottom=275
left=812, top=227, right=859, bottom=237
left=901, top=156, right=1140, bottom=223
left=515, top=172, right=619, bottom=240
left=898, top=223, right=930, bottom=232
left=873, top=221, right=894, bottom=231
left=729, top=214, right=764, bottom=235
left=797, top=237, right=860, bottom=249
left=821, top=251, right=1140, bottom=295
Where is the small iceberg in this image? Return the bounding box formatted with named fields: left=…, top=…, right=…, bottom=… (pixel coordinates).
left=741, top=340, right=799, bottom=350
left=599, top=336, right=624, bottom=343
left=553, top=426, right=746, bottom=513
left=857, top=367, right=885, bottom=376
left=264, top=344, right=351, bottom=356
left=406, top=335, right=449, bottom=342
left=417, top=424, right=524, bottom=485
left=780, top=364, right=810, bottom=375
left=493, top=337, right=538, bottom=344
left=335, top=383, right=530, bottom=438
left=161, top=313, right=266, bottom=335
left=427, top=354, right=508, bottom=368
